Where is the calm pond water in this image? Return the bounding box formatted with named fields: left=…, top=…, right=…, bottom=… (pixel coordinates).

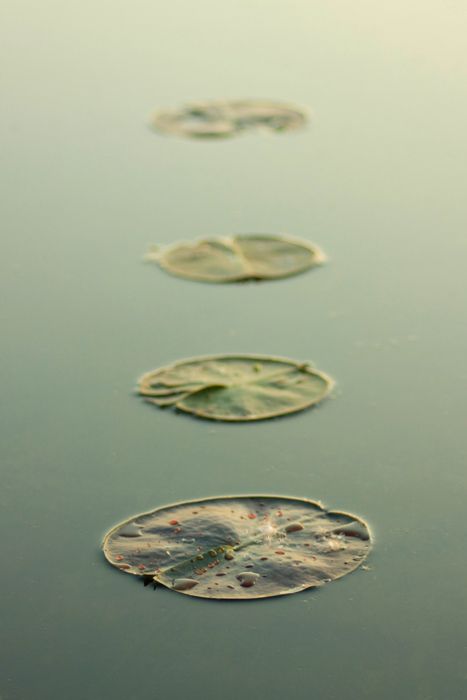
left=1, top=1, right=467, bottom=698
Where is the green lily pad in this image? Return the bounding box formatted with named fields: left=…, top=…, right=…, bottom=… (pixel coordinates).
left=152, top=99, right=308, bottom=139
left=103, top=495, right=371, bottom=600
left=138, top=354, right=333, bottom=422
left=145, top=234, right=325, bottom=283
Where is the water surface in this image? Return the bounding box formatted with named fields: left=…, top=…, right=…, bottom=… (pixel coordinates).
left=1, top=1, right=467, bottom=698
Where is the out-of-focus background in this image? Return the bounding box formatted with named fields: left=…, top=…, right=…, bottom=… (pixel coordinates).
left=1, top=1, right=467, bottom=698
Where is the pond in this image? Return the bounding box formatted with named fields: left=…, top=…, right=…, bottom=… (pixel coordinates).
left=1, top=1, right=467, bottom=698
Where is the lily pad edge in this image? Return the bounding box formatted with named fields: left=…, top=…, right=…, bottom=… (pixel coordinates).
left=144, top=233, right=327, bottom=284
left=149, top=100, right=312, bottom=140
left=137, top=353, right=335, bottom=422
left=102, top=494, right=371, bottom=600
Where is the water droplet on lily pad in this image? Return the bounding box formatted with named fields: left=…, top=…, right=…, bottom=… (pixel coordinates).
left=145, top=234, right=324, bottom=284
left=237, top=572, right=260, bottom=588
left=138, top=354, right=333, bottom=422
left=102, top=495, right=371, bottom=600
left=152, top=99, right=308, bottom=139
left=118, top=522, right=142, bottom=537
left=285, top=522, right=304, bottom=533
left=172, top=578, right=199, bottom=591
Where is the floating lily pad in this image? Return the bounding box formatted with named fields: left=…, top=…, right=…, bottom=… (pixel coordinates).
left=146, top=234, right=325, bottom=283
left=138, top=354, right=333, bottom=422
left=152, top=99, right=308, bottom=139
left=103, top=495, right=371, bottom=600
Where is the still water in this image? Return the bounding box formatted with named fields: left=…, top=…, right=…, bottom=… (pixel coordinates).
left=1, top=1, right=467, bottom=698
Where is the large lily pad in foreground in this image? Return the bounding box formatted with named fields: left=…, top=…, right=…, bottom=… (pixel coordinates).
left=103, top=495, right=371, bottom=600
left=146, top=234, right=325, bottom=283
left=138, top=355, right=333, bottom=422
left=152, top=99, right=308, bottom=139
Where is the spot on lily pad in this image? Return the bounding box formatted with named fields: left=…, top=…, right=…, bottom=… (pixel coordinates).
left=151, top=99, right=308, bottom=139
left=138, top=354, right=333, bottom=422
left=102, top=495, right=371, bottom=600
left=145, top=234, right=325, bottom=284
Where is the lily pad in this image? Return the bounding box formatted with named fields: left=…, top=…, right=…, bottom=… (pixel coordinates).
left=138, top=354, right=333, bottom=422
left=103, top=495, right=371, bottom=600
left=146, top=234, right=325, bottom=283
left=152, top=99, right=308, bottom=139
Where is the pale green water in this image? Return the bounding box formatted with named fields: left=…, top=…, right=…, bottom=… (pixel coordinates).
left=1, top=2, right=467, bottom=698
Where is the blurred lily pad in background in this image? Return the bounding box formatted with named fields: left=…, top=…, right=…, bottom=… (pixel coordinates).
left=145, top=234, right=325, bottom=283
left=152, top=99, right=308, bottom=139
left=138, top=354, right=334, bottom=421
left=103, top=495, right=371, bottom=600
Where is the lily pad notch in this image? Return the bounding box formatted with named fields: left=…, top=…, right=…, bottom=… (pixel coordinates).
left=103, top=495, right=371, bottom=600
left=138, top=354, right=334, bottom=422
left=145, top=234, right=325, bottom=284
